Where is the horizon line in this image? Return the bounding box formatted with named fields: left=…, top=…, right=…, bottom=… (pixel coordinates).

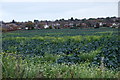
left=1, top=16, right=118, bottom=22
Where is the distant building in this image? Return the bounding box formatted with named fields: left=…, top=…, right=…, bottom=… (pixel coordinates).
left=44, top=25, right=49, bottom=29
left=25, top=27, right=29, bottom=30
left=99, top=22, right=103, bottom=26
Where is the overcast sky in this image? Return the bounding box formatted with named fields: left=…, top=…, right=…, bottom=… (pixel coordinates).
left=0, top=0, right=119, bottom=22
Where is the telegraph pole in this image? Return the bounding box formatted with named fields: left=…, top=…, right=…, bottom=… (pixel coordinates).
left=118, top=1, right=120, bottom=17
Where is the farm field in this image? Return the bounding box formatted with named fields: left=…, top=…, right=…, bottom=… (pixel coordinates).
left=1, top=27, right=120, bottom=78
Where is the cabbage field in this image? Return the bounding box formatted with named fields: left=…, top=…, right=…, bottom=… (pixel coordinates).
left=1, top=28, right=120, bottom=78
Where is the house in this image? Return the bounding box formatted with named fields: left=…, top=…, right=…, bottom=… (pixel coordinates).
left=2, top=23, right=20, bottom=31
left=44, top=25, right=49, bottom=29
left=81, top=23, right=87, bottom=28
left=111, top=23, right=119, bottom=28
left=25, top=27, right=29, bottom=30
left=69, top=23, right=74, bottom=27
left=99, top=22, right=103, bottom=27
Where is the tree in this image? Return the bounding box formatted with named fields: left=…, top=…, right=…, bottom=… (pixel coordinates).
left=61, top=18, right=64, bottom=21
left=70, top=17, right=74, bottom=21
left=75, top=18, right=79, bottom=21
left=106, top=17, right=110, bottom=20
left=59, top=18, right=64, bottom=21
left=48, top=26, right=53, bottom=29
left=82, top=18, right=86, bottom=22
left=95, top=23, right=100, bottom=28
left=11, top=20, right=16, bottom=23
left=88, top=18, right=95, bottom=20
left=34, top=20, right=39, bottom=23
left=25, top=21, right=35, bottom=30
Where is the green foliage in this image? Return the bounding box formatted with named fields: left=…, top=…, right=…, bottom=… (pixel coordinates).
left=1, top=53, right=119, bottom=78
left=2, top=28, right=120, bottom=78
left=25, top=21, right=35, bottom=30
left=79, top=49, right=101, bottom=62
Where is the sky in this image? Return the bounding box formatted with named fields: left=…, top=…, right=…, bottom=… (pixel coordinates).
left=0, top=0, right=119, bottom=22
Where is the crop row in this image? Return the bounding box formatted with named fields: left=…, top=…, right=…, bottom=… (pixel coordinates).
left=2, top=28, right=120, bottom=70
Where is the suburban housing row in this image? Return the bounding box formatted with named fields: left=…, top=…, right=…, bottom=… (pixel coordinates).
left=1, top=17, right=120, bottom=32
